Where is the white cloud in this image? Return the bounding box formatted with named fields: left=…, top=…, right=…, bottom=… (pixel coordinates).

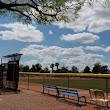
left=21, top=60, right=38, bottom=67
left=105, top=46, right=110, bottom=52
left=0, top=22, right=44, bottom=42
left=85, top=46, right=110, bottom=53
left=86, top=53, right=104, bottom=60
left=20, top=44, right=104, bottom=70
left=53, top=1, right=110, bottom=33
left=88, top=20, right=110, bottom=33
left=85, top=46, right=104, bottom=51
left=49, top=30, right=53, bottom=35
left=60, top=32, right=100, bottom=44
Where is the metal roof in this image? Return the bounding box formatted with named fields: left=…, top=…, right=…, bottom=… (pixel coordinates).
left=3, top=53, right=23, bottom=58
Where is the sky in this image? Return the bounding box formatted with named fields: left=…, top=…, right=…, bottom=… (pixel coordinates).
left=0, top=1, right=110, bottom=71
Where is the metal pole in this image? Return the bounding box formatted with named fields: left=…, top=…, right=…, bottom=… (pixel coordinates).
left=68, top=76, right=69, bottom=89
left=105, top=78, right=108, bottom=107
left=0, top=57, right=3, bottom=93
left=1, top=57, right=2, bottom=65
left=27, top=74, right=29, bottom=90
left=67, top=76, right=70, bottom=99
left=43, top=75, right=45, bottom=84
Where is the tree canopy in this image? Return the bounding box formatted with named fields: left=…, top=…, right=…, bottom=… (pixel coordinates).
left=0, top=0, right=99, bottom=24
left=71, top=66, right=79, bottom=73
left=83, top=66, right=91, bottom=73
left=55, top=62, right=59, bottom=70
left=30, top=63, right=42, bottom=72
left=50, top=63, right=54, bottom=71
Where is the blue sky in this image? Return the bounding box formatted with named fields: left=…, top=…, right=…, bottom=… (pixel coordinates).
left=0, top=2, right=110, bottom=71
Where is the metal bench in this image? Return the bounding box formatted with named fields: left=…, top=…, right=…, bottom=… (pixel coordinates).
left=42, top=84, right=58, bottom=95
left=42, top=84, right=87, bottom=106
left=57, top=87, right=87, bottom=106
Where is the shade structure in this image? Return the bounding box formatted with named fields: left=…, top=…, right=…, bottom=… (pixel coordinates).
left=3, top=53, right=22, bottom=62
left=0, top=53, right=23, bottom=93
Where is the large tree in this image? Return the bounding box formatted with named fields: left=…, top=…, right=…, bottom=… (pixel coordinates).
left=20, top=65, right=30, bottom=72
left=101, top=65, right=109, bottom=74
left=50, top=63, right=54, bottom=72
left=55, top=62, right=59, bottom=70
left=83, top=66, right=91, bottom=73
left=40, top=67, right=50, bottom=73
left=30, top=63, right=42, bottom=72
left=71, top=66, right=79, bottom=73
left=92, top=62, right=102, bottom=74
left=0, top=0, right=97, bottom=24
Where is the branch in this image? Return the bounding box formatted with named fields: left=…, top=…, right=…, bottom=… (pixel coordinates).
left=9, top=8, right=31, bottom=21
left=30, top=0, right=38, bottom=7
left=0, top=1, right=57, bottom=18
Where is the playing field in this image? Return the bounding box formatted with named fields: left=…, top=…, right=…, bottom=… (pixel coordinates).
left=19, top=75, right=110, bottom=92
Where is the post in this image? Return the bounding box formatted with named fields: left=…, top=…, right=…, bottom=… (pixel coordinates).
left=105, top=78, right=108, bottom=107
left=27, top=74, right=29, bottom=90
left=1, top=57, right=2, bottom=65
left=43, top=75, right=45, bottom=84
left=68, top=76, right=70, bottom=89
left=0, top=57, right=2, bottom=95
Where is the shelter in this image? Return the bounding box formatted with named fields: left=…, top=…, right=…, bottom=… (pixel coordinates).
left=0, top=53, right=22, bottom=93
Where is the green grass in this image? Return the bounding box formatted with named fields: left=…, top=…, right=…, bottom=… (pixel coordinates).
left=20, top=77, right=110, bottom=92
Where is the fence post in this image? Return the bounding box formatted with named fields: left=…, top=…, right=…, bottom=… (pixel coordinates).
left=105, top=78, right=108, bottom=107
left=68, top=76, right=70, bottom=89
left=27, top=74, right=29, bottom=90
left=43, top=75, right=45, bottom=84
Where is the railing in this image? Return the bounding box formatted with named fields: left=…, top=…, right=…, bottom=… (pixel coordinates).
left=19, top=72, right=110, bottom=97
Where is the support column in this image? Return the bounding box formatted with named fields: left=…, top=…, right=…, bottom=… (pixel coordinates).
left=67, top=76, right=70, bottom=89
left=105, top=78, right=108, bottom=107
left=27, top=74, right=29, bottom=90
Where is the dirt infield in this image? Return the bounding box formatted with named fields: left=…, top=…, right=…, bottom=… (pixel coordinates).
left=17, top=81, right=110, bottom=110
left=0, top=89, right=94, bottom=110
left=0, top=80, right=109, bottom=110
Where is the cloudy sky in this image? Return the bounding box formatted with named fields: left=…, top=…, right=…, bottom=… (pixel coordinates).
left=0, top=1, right=110, bottom=71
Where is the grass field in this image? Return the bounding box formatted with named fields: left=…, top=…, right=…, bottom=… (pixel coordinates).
left=20, top=76, right=110, bottom=92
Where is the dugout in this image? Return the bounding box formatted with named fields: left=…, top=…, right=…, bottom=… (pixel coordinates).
left=0, top=53, right=22, bottom=93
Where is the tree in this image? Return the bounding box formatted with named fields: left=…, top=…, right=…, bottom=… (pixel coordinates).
left=40, top=67, right=50, bottom=73
left=35, top=63, right=42, bottom=72
left=19, top=64, right=23, bottom=72
left=50, top=63, right=54, bottom=72
left=101, top=65, right=109, bottom=74
left=59, top=67, right=68, bottom=73
left=71, top=66, right=79, bottom=73
left=55, top=62, right=59, bottom=70
left=30, top=63, right=42, bottom=72
left=92, top=62, right=102, bottom=74
left=30, top=64, right=36, bottom=72
left=44, top=67, right=49, bottom=72
left=83, top=66, right=91, bottom=73
left=0, top=0, right=94, bottom=24
left=20, top=65, right=30, bottom=72
left=54, top=67, right=68, bottom=73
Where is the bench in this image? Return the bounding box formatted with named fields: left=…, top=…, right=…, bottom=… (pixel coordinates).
left=42, top=84, right=58, bottom=95
left=57, top=87, right=87, bottom=106
left=42, top=84, right=87, bottom=106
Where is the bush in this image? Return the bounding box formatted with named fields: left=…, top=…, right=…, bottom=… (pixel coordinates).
left=40, top=70, right=50, bottom=73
